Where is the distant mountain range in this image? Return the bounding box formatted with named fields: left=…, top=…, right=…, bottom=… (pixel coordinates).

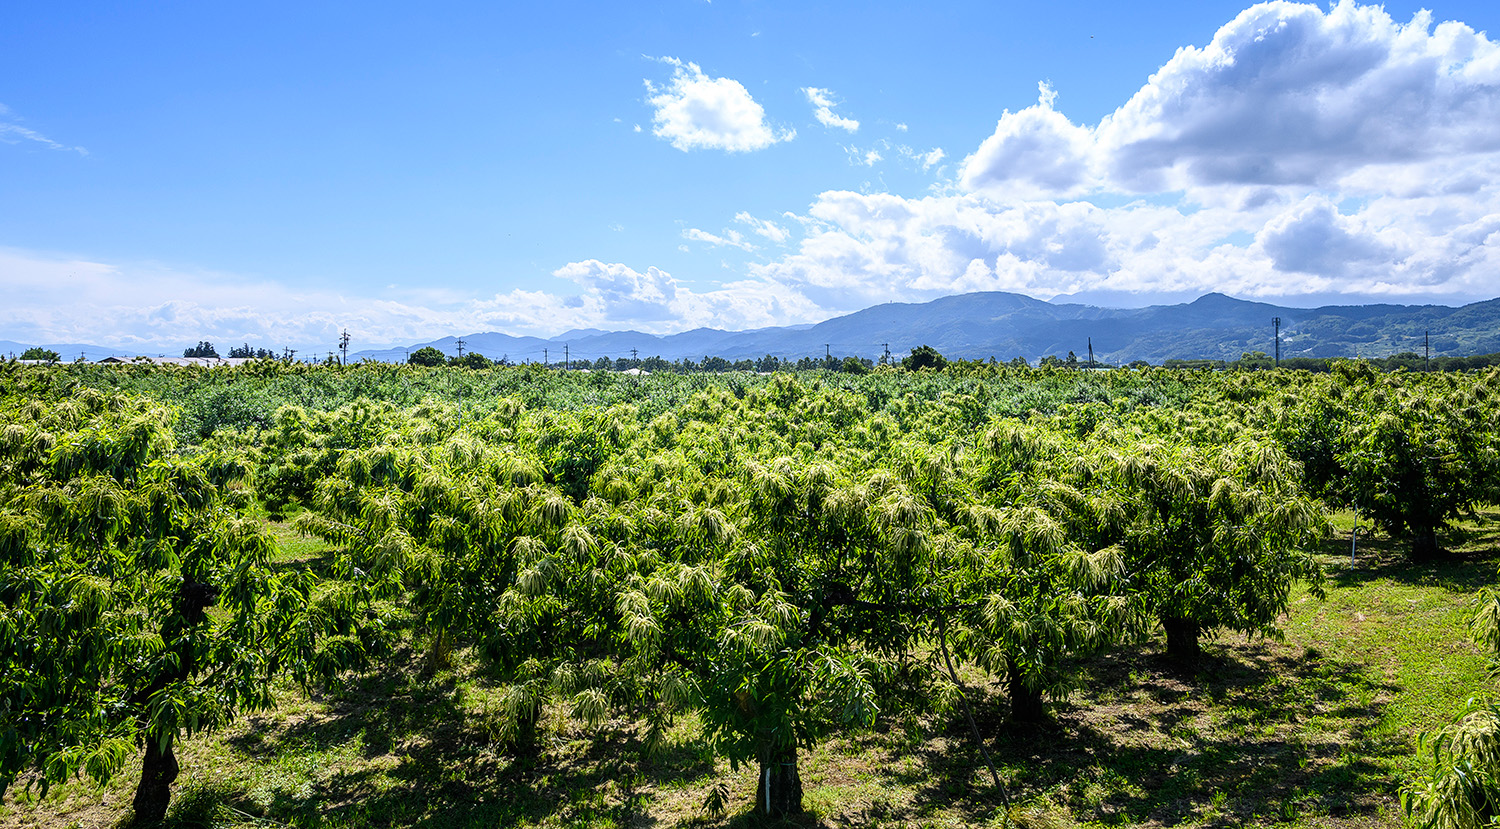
left=7, top=292, right=1499, bottom=366
left=353, top=292, right=1500, bottom=365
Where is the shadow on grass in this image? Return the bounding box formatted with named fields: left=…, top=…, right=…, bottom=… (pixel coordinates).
left=853, top=636, right=1404, bottom=828
left=221, top=650, right=719, bottom=829
left=1321, top=511, right=1500, bottom=594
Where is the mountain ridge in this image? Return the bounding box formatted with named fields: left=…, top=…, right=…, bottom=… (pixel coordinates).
left=6, top=292, right=1498, bottom=365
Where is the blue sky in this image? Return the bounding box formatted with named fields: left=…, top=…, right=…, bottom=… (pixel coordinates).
left=3, top=1, right=1499, bottom=353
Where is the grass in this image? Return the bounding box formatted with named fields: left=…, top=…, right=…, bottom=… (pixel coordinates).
left=5, top=509, right=1498, bottom=829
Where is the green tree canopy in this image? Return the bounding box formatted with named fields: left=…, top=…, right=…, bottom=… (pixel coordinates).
left=407, top=346, right=447, bottom=367
left=18, top=347, right=60, bottom=362
left=450, top=352, right=492, bottom=369
left=902, top=345, right=946, bottom=371
left=1098, top=433, right=1325, bottom=661
left=0, top=392, right=333, bottom=822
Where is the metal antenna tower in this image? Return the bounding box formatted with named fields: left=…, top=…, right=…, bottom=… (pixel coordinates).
left=1273, top=317, right=1282, bottom=367
left=455, top=338, right=466, bottom=359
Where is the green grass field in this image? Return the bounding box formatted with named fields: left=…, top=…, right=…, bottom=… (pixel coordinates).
left=7, top=510, right=1498, bottom=829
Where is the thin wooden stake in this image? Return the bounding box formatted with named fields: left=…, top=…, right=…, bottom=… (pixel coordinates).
left=936, top=616, right=1012, bottom=811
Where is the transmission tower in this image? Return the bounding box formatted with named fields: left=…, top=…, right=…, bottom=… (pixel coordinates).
left=1272, top=317, right=1282, bottom=367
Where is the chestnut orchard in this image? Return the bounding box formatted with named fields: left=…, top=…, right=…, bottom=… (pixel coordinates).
left=2, top=359, right=1497, bottom=821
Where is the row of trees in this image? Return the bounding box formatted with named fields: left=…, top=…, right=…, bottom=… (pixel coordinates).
left=0, top=392, right=360, bottom=821
left=183, top=342, right=281, bottom=359
left=2, top=363, right=1497, bottom=821
left=405, top=347, right=886, bottom=374
left=261, top=388, right=1329, bottom=816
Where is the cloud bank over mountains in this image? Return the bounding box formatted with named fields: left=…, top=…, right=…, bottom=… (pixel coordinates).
left=7, top=1, right=1500, bottom=351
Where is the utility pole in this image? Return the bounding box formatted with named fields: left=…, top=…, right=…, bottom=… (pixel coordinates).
left=1272, top=317, right=1282, bottom=367
left=339, top=330, right=350, bottom=365
left=630, top=347, right=638, bottom=364
left=564, top=344, right=570, bottom=370
left=882, top=343, right=891, bottom=365
left=455, top=338, right=466, bottom=359
left=1088, top=337, right=1094, bottom=369
left=543, top=347, right=548, bottom=366
left=1425, top=330, right=1431, bottom=372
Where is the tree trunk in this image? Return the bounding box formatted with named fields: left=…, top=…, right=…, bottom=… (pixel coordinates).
left=1162, top=614, right=1202, bottom=663
left=514, top=700, right=541, bottom=749
left=755, top=743, right=803, bottom=817
left=132, top=737, right=179, bottom=825
left=1005, top=658, right=1046, bottom=727
left=129, top=579, right=217, bottom=825
left=1409, top=524, right=1446, bottom=563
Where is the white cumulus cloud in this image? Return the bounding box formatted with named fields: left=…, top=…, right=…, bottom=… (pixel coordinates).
left=645, top=58, right=794, bottom=152
left=960, top=82, right=1096, bottom=199
left=960, top=2, right=1500, bottom=200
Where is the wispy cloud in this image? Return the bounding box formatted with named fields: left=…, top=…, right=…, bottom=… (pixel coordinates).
left=899, top=145, right=945, bottom=171
left=735, top=211, right=791, bottom=244
left=683, top=227, right=757, bottom=251
left=802, top=87, right=859, bottom=132
left=0, top=103, right=87, bottom=155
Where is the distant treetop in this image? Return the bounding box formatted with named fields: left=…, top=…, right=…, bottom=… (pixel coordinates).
left=20, top=347, right=60, bottom=362
left=902, top=345, right=946, bottom=371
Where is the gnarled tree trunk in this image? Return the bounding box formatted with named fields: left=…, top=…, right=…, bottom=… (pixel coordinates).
left=1162, top=614, right=1201, bottom=663
left=1005, top=657, right=1046, bottom=727
left=132, top=579, right=217, bottom=825
left=1409, top=524, right=1446, bottom=563
left=755, top=743, right=803, bottom=817
left=133, top=738, right=180, bottom=824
